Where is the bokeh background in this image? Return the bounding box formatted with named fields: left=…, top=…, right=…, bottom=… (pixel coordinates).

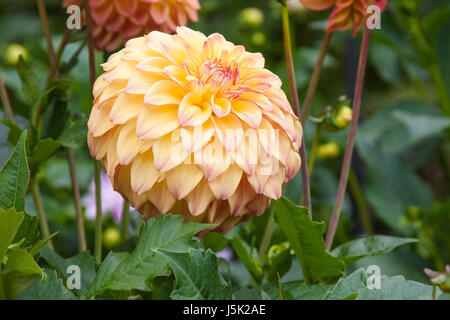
left=0, top=0, right=449, bottom=286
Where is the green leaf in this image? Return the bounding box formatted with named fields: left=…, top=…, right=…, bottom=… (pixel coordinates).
left=40, top=247, right=97, bottom=297
left=58, top=117, right=88, bottom=148
left=86, top=215, right=212, bottom=298
left=230, top=236, right=263, bottom=283
left=30, top=232, right=58, bottom=257
left=233, top=287, right=272, bottom=300
left=331, top=235, right=418, bottom=266
left=16, top=56, right=42, bottom=104
left=17, top=269, right=77, bottom=300
left=12, top=214, right=38, bottom=249
left=1, top=248, right=42, bottom=299
left=0, top=131, right=30, bottom=212
left=324, top=268, right=437, bottom=300
left=0, top=208, right=24, bottom=261
left=155, top=248, right=232, bottom=300
left=273, top=197, right=345, bottom=284
left=29, top=138, right=62, bottom=173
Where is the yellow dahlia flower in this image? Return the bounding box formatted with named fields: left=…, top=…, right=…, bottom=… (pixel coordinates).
left=87, top=27, right=302, bottom=234
left=63, top=0, right=200, bottom=51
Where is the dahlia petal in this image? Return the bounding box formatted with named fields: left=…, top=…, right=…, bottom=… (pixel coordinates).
left=228, top=178, right=255, bottom=216
left=231, top=99, right=262, bottom=128
left=238, top=91, right=274, bottom=111
left=263, top=167, right=286, bottom=200
left=88, top=100, right=114, bottom=137
left=125, top=70, right=164, bottom=94
left=299, top=0, right=335, bottom=10
left=144, top=80, right=186, bottom=105
left=197, top=138, right=231, bottom=181
left=208, top=165, right=243, bottom=200
left=146, top=181, right=176, bottom=214
left=178, top=92, right=212, bottom=127
left=110, top=93, right=144, bottom=125
left=229, top=128, right=258, bottom=175
left=180, top=119, right=214, bottom=153
left=285, top=149, right=301, bottom=181
left=130, top=150, right=160, bottom=195
left=136, top=104, right=179, bottom=140
left=211, top=97, right=231, bottom=118
left=166, top=164, right=203, bottom=200
left=212, top=113, right=244, bottom=152
left=152, top=131, right=188, bottom=172
left=117, top=119, right=152, bottom=165
left=186, top=179, right=215, bottom=216
left=136, top=56, right=171, bottom=72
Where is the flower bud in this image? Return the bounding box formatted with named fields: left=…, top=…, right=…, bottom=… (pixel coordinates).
left=103, top=226, right=121, bottom=249
left=318, top=142, right=340, bottom=159
left=241, top=8, right=264, bottom=27
left=5, top=44, right=28, bottom=66
left=251, top=32, right=266, bottom=46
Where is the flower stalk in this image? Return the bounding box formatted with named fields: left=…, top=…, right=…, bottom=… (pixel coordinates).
left=121, top=201, right=130, bottom=241
left=31, top=180, right=53, bottom=249
left=301, top=32, right=333, bottom=125
left=0, top=75, right=15, bottom=123
left=281, top=4, right=312, bottom=215
left=84, top=0, right=103, bottom=262
left=325, top=26, right=371, bottom=251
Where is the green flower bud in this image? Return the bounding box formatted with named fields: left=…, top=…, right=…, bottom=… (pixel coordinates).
left=5, top=43, right=29, bottom=66
left=334, top=106, right=353, bottom=129
left=251, top=32, right=266, bottom=46
left=317, top=142, right=340, bottom=159
left=103, top=226, right=121, bottom=249
left=241, top=8, right=264, bottom=27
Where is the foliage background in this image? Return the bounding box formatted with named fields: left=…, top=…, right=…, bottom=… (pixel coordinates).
left=0, top=0, right=449, bottom=300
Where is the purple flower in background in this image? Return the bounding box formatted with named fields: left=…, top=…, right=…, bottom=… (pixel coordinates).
left=216, top=247, right=233, bottom=263
left=82, top=173, right=130, bottom=223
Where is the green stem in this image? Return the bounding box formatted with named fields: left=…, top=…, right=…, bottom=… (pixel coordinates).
left=307, top=124, right=322, bottom=178
left=258, top=207, right=275, bottom=259
left=325, top=26, right=371, bottom=251
left=67, top=148, right=87, bottom=252
left=121, top=201, right=130, bottom=241
left=281, top=4, right=312, bottom=215
left=348, top=168, right=373, bottom=235
left=94, top=161, right=102, bottom=263
left=31, top=180, right=53, bottom=250
left=429, top=64, right=450, bottom=115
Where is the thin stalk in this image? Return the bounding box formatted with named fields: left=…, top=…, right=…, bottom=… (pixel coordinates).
left=307, top=124, right=322, bottom=178
left=121, top=201, right=130, bottom=241
left=31, top=180, right=53, bottom=249
left=0, top=75, right=15, bottom=123
left=84, top=0, right=103, bottom=262
left=325, top=26, right=371, bottom=251
left=94, top=161, right=102, bottom=262
left=281, top=5, right=311, bottom=215
left=301, top=32, right=333, bottom=125
left=67, top=148, right=87, bottom=251
left=258, top=207, right=275, bottom=259
left=36, top=0, right=58, bottom=78
left=348, top=168, right=373, bottom=235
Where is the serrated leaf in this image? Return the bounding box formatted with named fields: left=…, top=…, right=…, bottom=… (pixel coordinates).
left=0, top=131, right=29, bottom=212
left=156, top=248, right=232, bottom=300
left=12, top=213, right=38, bottom=249
left=1, top=248, right=42, bottom=299
left=273, top=197, right=345, bottom=284
left=331, top=235, right=418, bottom=266
left=324, top=268, right=437, bottom=300
left=40, top=247, right=97, bottom=297
left=17, top=269, right=77, bottom=300
left=86, top=215, right=212, bottom=298
left=0, top=208, right=24, bottom=261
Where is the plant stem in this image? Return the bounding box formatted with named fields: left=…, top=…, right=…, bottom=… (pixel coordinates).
left=301, top=32, right=333, bottom=125
left=281, top=5, right=311, bottom=215
left=94, top=161, right=102, bottom=262
left=121, top=201, right=130, bottom=241
left=0, top=75, right=15, bottom=123
left=85, top=0, right=103, bottom=262
left=36, top=0, right=58, bottom=78
left=258, top=207, right=275, bottom=259
left=325, top=26, right=371, bottom=251
left=31, top=180, right=53, bottom=249
left=307, top=124, right=322, bottom=178
left=348, top=168, right=373, bottom=235
left=67, top=148, right=87, bottom=252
